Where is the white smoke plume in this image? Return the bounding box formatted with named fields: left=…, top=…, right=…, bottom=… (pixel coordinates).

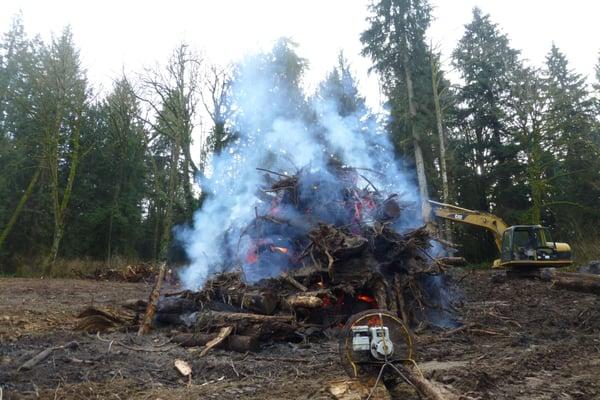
left=178, top=48, right=422, bottom=290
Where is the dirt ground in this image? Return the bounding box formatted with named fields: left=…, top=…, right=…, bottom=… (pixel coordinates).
left=1, top=270, right=600, bottom=400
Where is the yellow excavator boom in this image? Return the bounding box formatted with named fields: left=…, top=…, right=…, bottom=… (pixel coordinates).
left=428, top=200, right=509, bottom=252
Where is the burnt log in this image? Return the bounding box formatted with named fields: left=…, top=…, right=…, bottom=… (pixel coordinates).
left=157, top=296, right=198, bottom=314
left=172, top=332, right=259, bottom=352
left=375, top=195, right=402, bottom=221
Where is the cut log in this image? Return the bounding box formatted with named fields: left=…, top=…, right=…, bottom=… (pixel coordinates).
left=542, top=271, right=600, bottom=295
left=138, top=262, right=166, bottom=336
left=286, top=294, right=323, bottom=309
left=195, top=311, right=296, bottom=340
left=197, top=311, right=295, bottom=325
left=172, top=333, right=259, bottom=352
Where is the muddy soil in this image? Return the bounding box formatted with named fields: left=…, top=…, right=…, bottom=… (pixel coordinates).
left=1, top=271, right=599, bottom=399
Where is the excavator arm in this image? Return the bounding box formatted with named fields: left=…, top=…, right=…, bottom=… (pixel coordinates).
left=428, top=200, right=509, bottom=252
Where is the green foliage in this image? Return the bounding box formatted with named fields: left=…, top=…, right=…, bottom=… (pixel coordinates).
left=361, top=0, right=434, bottom=151
left=1, top=10, right=599, bottom=273
left=541, top=45, right=600, bottom=247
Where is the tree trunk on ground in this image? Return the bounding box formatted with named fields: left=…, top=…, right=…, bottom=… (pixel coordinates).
left=542, top=271, right=600, bottom=295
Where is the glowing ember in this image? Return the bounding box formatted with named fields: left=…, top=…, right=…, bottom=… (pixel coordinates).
left=357, top=294, right=376, bottom=304
left=367, top=316, right=383, bottom=326
left=246, top=252, right=258, bottom=264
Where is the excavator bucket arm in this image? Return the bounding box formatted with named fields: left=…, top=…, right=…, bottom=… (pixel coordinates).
left=428, top=200, right=509, bottom=252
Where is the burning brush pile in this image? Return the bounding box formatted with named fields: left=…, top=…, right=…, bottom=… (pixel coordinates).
left=134, top=161, right=454, bottom=352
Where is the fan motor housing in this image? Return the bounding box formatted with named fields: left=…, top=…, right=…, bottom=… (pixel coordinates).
left=351, top=325, right=394, bottom=360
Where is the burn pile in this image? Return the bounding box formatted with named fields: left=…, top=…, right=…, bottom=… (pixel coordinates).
left=154, top=161, right=451, bottom=351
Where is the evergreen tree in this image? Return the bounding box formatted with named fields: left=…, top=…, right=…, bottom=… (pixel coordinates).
left=452, top=8, right=522, bottom=214
left=0, top=15, right=44, bottom=261
left=505, top=66, right=553, bottom=224
left=64, top=78, right=147, bottom=262
left=361, top=0, right=435, bottom=219
left=543, top=45, right=600, bottom=257
left=450, top=9, right=525, bottom=261
left=36, top=28, right=89, bottom=272
left=316, top=52, right=367, bottom=118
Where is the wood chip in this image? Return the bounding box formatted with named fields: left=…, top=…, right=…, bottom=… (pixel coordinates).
left=174, top=359, right=192, bottom=377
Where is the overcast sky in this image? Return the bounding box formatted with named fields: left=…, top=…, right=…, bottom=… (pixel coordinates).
left=1, top=0, right=599, bottom=112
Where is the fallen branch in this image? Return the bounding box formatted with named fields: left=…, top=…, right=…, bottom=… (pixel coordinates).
left=440, top=324, right=472, bottom=337
left=138, top=262, right=166, bottom=336
left=401, top=365, right=458, bottom=400
left=281, top=272, right=308, bottom=292
left=435, top=257, right=467, bottom=266
left=200, top=326, right=233, bottom=357
left=18, top=341, right=78, bottom=371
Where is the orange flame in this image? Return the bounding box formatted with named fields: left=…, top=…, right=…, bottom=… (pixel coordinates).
left=367, top=316, right=383, bottom=326
left=357, top=294, right=376, bottom=304
left=270, top=246, right=288, bottom=254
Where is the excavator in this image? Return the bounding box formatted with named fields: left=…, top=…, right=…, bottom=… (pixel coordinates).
left=428, top=200, right=572, bottom=269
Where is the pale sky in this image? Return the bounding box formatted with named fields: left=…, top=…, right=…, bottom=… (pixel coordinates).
left=1, top=0, right=599, bottom=117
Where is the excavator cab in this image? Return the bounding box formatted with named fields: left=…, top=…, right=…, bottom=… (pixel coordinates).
left=499, top=226, right=572, bottom=268
left=428, top=200, right=573, bottom=270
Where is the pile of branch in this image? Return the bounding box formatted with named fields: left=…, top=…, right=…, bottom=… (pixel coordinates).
left=75, top=164, right=451, bottom=354
left=165, top=165, right=449, bottom=349
left=83, top=262, right=158, bottom=282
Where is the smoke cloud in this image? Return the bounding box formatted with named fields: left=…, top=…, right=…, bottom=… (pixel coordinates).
left=178, top=49, right=422, bottom=290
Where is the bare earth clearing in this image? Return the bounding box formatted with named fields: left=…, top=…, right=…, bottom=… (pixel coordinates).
left=1, top=272, right=599, bottom=399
